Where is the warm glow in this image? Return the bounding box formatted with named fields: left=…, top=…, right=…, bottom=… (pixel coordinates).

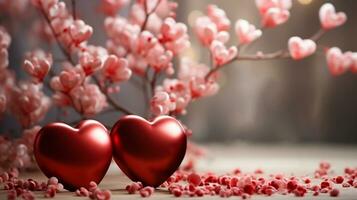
left=188, top=10, right=202, bottom=27
left=298, top=0, right=313, bottom=5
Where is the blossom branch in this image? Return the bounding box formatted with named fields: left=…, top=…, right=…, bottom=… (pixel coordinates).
left=205, top=27, right=328, bottom=81
left=37, top=5, right=74, bottom=64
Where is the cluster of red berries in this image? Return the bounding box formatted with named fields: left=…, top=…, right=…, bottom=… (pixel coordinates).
left=125, top=182, right=155, bottom=197
left=0, top=168, right=63, bottom=199
left=1, top=162, right=356, bottom=199
left=75, top=181, right=111, bottom=200
left=123, top=162, right=356, bottom=199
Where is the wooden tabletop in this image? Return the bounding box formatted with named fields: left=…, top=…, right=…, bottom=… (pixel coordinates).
left=1, top=143, right=357, bottom=199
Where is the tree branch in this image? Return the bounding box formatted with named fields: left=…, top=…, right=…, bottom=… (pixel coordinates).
left=71, top=0, right=77, bottom=20
left=92, top=77, right=134, bottom=115
left=204, top=28, right=328, bottom=80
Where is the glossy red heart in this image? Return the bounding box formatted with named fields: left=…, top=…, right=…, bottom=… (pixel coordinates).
left=111, top=115, right=187, bottom=187
left=34, top=120, right=112, bottom=191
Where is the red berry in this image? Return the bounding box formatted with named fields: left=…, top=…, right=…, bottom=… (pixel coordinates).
left=187, top=173, right=201, bottom=186
left=330, top=188, right=339, bottom=197
left=335, top=176, right=344, bottom=184
left=320, top=181, right=330, bottom=189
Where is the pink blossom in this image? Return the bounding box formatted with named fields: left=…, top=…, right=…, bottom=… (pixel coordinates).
left=326, top=47, right=352, bottom=76
left=127, top=54, right=148, bottom=76
left=155, top=79, right=191, bottom=115
left=23, top=49, right=52, bottom=83
left=47, top=1, right=68, bottom=20
left=7, top=82, right=50, bottom=127
left=207, top=4, right=231, bottom=31
left=288, top=36, right=316, bottom=60
left=69, top=83, right=107, bottom=116
left=150, top=91, right=175, bottom=116
left=319, top=3, right=347, bottom=30
left=146, top=44, right=173, bottom=73
left=255, top=0, right=292, bottom=15
left=210, top=40, right=238, bottom=66
left=159, top=17, right=190, bottom=55
left=50, top=64, right=85, bottom=92
left=132, top=31, right=158, bottom=56
left=105, top=16, right=140, bottom=49
left=261, top=7, right=290, bottom=28
left=194, top=16, right=218, bottom=46
left=79, top=45, right=108, bottom=75
left=235, top=19, right=262, bottom=45
left=99, top=0, right=129, bottom=16
left=178, top=58, right=219, bottom=99
left=69, top=20, right=93, bottom=45
left=155, top=0, right=177, bottom=19
left=102, top=55, right=132, bottom=82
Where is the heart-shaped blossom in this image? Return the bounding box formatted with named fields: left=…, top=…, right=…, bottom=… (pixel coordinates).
left=23, top=50, right=53, bottom=83
left=288, top=36, right=316, bottom=60
left=150, top=91, right=176, bottom=116
left=194, top=16, right=218, bottom=46
left=155, top=79, right=191, bottom=115
left=319, top=3, right=347, bottom=30
left=69, top=83, right=107, bottom=116
left=50, top=64, right=85, bottom=92
left=207, top=4, right=231, bottom=31
left=326, top=47, right=352, bottom=76
left=210, top=40, right=238, bottom=66
left=79, top=45, right=108, bottom=76
left=261, top=7, right=290, bottom=28
left=146, top=44, right=173, bottom=74
left=235, top=19, right=262, bottom=45
left=102, top=55, right=132, bottom=82
left=160, top=17, right=190, bottom=55
left=69, top=20, right=93, bottom=45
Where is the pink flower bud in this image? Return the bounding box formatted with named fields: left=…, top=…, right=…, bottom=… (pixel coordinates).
left=235, top=19, right=262, bottom=45
left=319, top=3, right=347, bottom=30
left=288, top=36, right=316, bottom=60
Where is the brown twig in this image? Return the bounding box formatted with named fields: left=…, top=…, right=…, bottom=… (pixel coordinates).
left=71, top=0, right=77, bottom=20
left=140, top=0, right=162, bottom=31
left=38, top=6, right=74, bottom=65
left=92, top=76, right=134, bottom=115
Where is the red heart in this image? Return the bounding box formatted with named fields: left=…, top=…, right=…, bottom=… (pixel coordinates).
left=111, top=115, right=187, bottom=187
left=34, top=120, right=112, bottom=191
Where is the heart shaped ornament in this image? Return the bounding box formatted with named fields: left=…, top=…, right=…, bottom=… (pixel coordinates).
left=111, top=115, right=187, bottom=187
left=34, top=120, right=112, bottom=191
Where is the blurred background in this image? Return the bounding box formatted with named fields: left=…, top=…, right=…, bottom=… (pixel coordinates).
left=1, top=0, right=357, bottom=144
